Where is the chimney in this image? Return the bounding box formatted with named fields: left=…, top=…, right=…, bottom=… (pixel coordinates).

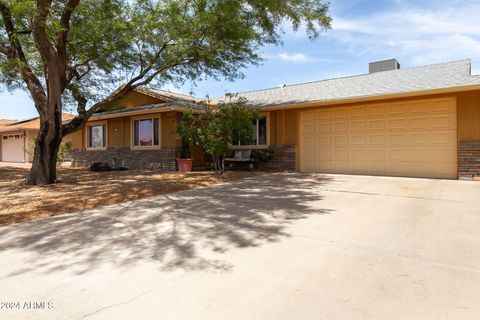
left=369, top=59, right=400, bottom=73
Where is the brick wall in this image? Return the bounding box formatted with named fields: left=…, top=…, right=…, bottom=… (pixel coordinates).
left=72, top=147, right=178, bottom=171
left=458, top=142, right=480, bottom=181
left=257, top=144, right=296, bottom=172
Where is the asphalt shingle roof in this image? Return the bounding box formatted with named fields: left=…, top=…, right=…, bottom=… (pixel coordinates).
left=136, top=87, right=203, bottom=103
left=214, top=59, right=480, bottom=107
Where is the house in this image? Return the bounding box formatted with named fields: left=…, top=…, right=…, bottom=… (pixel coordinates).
left=70, top=88, right=204, bottom=170
left=70, top=58, right=480, bottom=180
left=0, top=114, right=75, bottom=162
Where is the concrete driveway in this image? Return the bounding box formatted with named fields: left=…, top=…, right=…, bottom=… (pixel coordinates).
left=0, top=173, right=479, bottom=320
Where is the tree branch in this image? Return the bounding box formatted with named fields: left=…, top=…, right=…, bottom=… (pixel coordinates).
left=32, top=0, right=55, bottom=62
left=0, top=0, right=47, bottom=116
left=57, top=0, right=80, bottom=87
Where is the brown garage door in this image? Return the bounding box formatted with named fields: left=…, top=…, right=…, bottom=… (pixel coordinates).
left=299, top=97, right=457, bottom=179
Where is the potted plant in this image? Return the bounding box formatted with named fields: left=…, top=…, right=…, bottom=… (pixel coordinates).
left=176, top=138, right=193, bottom=173
left=176, top=112, right=195, bottom=173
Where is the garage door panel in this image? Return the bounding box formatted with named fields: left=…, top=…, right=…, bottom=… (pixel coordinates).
left=368, top=162, right=385, bottom=174
left=430, top=149, right=456, bottom=161
left=333, top=108, right=349, bottom=119
left=408, top=149, right=429, bottom=161
left=370, top=134, right=386, bottom=145
left=350, top=120, right=366, bottom=131
left=430, top=99, right=455, bottom=113
left=388, top=134, right=406, bottom=145
left=409, top=118, right=429, bottom=130
left=317, top=122, right=331, bottom=133
left=386, top=162, right=409, bottom=176
left=351, top=107, right=367, bottom=117
left=316, top=111, right=331, bottom=122
left=317, top=135, right=331, bottom=146
left=368, top=120, right=385, bottom=131
left=333, top=136, right=348, bottom=146
left=302, top=111, right=316, bottom=121
left=351, top=135, right=366, bottom=146
left=333, top=121, right=348, bottom=133
left=387, top=104, right=406, bottom=116
left=302, top=123, right=315, bottom=133
left=431, top=132, right=456, bottom=145
left=408, top=102, right=429, bottom=115
left=333, top=149, right=348, bottom=160
left=350, top=149, right=368, bottom=161
left=350, top=161, right=368, bottom=173
left=388, top=118, right=408, bottom=131
left=317, top=149, right=330, bottom=161
left=387, top=149, right=408, bottom=161
left=369, top=105, right=386, bottom=117
left=430, top=115, right=456, bottom=129
left=300, top=97, right=457, bottom=179
left=409, top=133, right=429, bottom=145
left=369, top=149, right=386, bottom=162
left=333, top=162, right=349, bottom=172
left=302, top=136, right=315, bottom=147
left=409, top=162, right=432, bottom=177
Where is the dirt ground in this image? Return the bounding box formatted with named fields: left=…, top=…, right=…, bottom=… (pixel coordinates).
left=0, top=163, right=259, bottom=226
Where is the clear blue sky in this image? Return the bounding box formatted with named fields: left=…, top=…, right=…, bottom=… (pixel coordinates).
left=1, top=0, right=479, bottom=120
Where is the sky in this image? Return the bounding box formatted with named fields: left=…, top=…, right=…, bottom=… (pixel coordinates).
left=1, top=0, right=480, bottom=120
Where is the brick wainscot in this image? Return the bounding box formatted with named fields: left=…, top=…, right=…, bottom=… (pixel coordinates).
left=72, top=148, right=179, bottom=171
left=458, top=142, right=480, bottom=181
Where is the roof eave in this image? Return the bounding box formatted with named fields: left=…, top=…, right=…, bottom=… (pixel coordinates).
left=89, top=106, right=203, bottom=120
left=259, top=84, right=480, bottom=111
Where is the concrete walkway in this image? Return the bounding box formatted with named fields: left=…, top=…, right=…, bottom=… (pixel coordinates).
left=0, top=173, right=479, bottom=319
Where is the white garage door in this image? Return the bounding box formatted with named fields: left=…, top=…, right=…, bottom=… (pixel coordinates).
left=1, top=134, right=25, bottom=162
left=299, top=98, right=457, bottom=179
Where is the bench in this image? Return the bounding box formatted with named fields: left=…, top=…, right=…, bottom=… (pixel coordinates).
left=224, top=150, right=256, bottom=170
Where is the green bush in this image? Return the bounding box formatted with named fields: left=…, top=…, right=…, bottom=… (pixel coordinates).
left=252, top=149, right=274, bottom=162
left=27, top=139, right=72, bottom=164
left=177, top=99, right=259, bottom=174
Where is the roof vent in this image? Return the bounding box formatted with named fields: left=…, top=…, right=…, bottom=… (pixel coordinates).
left=369, top=59, right=400, bottom=73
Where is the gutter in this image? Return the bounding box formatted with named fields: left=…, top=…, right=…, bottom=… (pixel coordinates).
left=258, top=84, right=480, bottom=111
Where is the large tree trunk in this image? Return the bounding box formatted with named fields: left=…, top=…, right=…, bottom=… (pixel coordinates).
left=26, top=69, right=64, bottom=185
left=27, top=115, right=63, bottom=185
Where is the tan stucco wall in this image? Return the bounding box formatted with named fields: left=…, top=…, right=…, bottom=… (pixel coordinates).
left=70, top=130, right=83, bottom=150
left=269, top=109, right=298, bottom=145
left=71, top=111, right=181, bottom=150
left=457, top=90, right=480, bottom=142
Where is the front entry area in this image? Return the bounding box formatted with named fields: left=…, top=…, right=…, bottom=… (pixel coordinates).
left=299, top=97, right=458, bottom=179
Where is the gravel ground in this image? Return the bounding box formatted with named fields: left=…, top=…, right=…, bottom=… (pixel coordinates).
left=0, top=164, right=259, bottom=226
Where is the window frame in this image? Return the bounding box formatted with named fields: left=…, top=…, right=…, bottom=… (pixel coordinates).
left=233, top=113, right=269, bottom=149
left=85, top=122, right=107, bottom=150
left=130, top=115, right=161, bottom=150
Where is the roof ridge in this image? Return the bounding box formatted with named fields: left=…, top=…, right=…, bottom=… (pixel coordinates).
left=219, top=59, right=472, bottom=97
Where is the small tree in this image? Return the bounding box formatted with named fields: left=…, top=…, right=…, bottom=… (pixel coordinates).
left=178, top=99, right=258, bottom=174
left=0, top=0, right=331, bottom=185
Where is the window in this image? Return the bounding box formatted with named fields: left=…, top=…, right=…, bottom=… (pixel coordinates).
left=87, top=124, right=106, bottom=149
left=133, top=117, right=160, bottom=147
left=234, top=116, right=267, bottom=146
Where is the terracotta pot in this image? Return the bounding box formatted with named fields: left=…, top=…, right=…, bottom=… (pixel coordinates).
left=176, top=158, right=193, bottom=173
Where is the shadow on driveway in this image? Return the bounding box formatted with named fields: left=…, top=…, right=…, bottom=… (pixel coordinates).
left=0, top=173, right=333, bottom=276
